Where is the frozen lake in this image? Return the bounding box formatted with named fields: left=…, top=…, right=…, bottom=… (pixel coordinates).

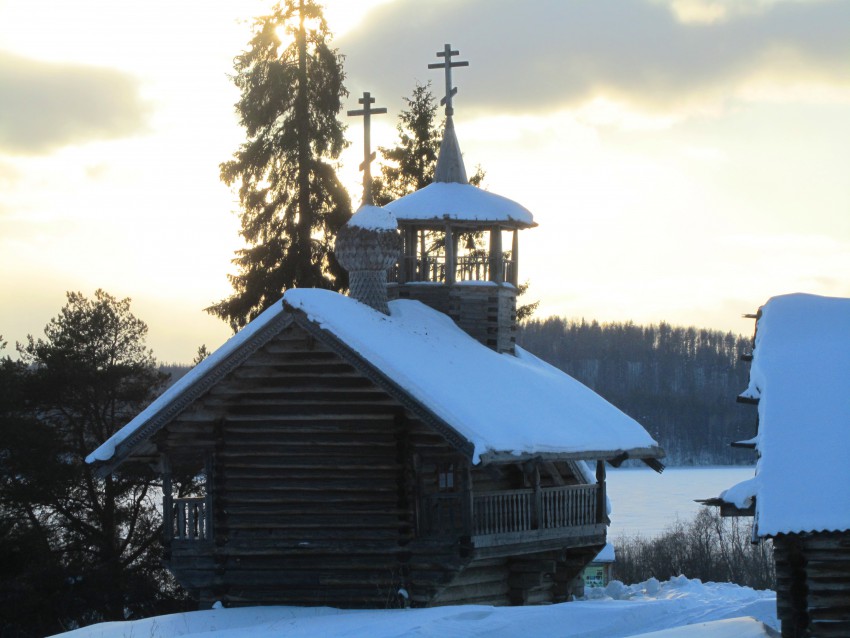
left=606, top=465, right=755, bottom=539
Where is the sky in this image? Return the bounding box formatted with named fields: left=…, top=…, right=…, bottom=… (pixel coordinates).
left=1, top=0, right=848, bottom=364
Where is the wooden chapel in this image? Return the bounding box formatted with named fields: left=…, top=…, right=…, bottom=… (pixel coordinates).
left=87, top=44, right=664, bottom=609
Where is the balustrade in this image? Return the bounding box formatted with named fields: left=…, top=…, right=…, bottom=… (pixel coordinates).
left=393, top=254, right=515, bottom=284
left=421, top=484, right=599, bottom=537
left=172, top=497, right=209, bottom=541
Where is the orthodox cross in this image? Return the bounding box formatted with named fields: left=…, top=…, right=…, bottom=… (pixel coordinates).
left=347, top=91, right=387, bottom=206
left=428, top=44, right=469, bottom=117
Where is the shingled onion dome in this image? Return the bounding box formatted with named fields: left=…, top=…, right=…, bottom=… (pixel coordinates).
left=334, top=205, right=401, bottom=315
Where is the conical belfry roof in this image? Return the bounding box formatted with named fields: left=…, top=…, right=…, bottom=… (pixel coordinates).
left=385, top=44, right=535, bottom=227
left=434, top=117, right=468, bottom=184
left=385, top=116, right=534, bottom=227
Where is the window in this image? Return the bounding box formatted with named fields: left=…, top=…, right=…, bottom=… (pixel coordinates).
left=437, top=463, right=456, bottom=491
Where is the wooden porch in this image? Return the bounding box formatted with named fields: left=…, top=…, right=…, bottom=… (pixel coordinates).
left=420, top=484, right=606, bottom=554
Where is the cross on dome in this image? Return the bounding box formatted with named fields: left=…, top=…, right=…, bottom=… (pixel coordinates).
left=347, top=91, right=387, bottom=206
left=428, top=44, right=469, bottom=117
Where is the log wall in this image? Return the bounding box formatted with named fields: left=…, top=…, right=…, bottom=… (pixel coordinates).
left=161, top=324, right=479, bottom=608
left=156, top=321, right=604, bottom=609
left=774, top=531, right=850, bottom=638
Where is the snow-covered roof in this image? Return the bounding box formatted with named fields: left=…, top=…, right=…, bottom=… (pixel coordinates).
left=347, top=204, right=397, bottom=231
left=88, top=289, right=661, bottom=468
left=592, top=542, right=616, bottom=563
left=719, top=293, right=850, bottom=537
left=286, top=290, right=658, bottom=463
left=384, top=182, right=535, bottom=227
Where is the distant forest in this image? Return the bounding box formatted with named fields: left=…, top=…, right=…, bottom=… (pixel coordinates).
left=516, top=318, right=757, bottom=466
left=161, top=318, right=758, bottom=467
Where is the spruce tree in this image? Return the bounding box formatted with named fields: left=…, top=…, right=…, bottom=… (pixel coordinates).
left=210, top=0, right=351, bottom=330
left=373, top=82, right=537, bottom=317
left=373, top=82, right=483, bottom=206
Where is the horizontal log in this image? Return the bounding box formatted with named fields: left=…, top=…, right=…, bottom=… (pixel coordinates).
left=510, top=559, right=556, bottom=573
left=433, top=579, right=510, bottom=604
left=805, top=563, right=850, bottom=578
left=807, top=602, right=850, bottom=618
left=209, top=403, right=401, bottom=418
left=252, top=345, right=337, bottom=358
left=805, top=625, right=850, bottom=638
left=208, top=385, right=390, bottom=400
left=805, top=580, right=850, bottom=592
left=508, top=572, right=544, bottom=588
left=218, top=461, right=400, bottom=472
left=217, top=448, right=394, bottom=460
left=219, top=474, right=398, bottom=487
left=525, top=589, right=555, bottom=605
left=222, top=590, right=393, bottom=606
left=238, top=356, right=356, bottom=372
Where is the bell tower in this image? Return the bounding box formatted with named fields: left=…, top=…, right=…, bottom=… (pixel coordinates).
left=385, top=44, right=536, bottom=354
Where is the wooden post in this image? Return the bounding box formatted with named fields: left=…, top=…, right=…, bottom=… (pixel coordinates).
left=531, top=463, right=546, bottom=529
left=204, top=454, right=214, bottom=541
left=489, top=226, right=503, bottom=282
left=419, top=229, right=427, bottom=281
left=596, top=460, right=607, bottom=524
left=445, top=224, right=456, bottom=285
left=161, top=453, right=173, bottom=544
left=461, top=459, right=473, bottom=537
left=398, top=227, right=408, bottom=283
left=402, top=226, right=416, bottom=283
left=510, top=229, right=519, bottom=287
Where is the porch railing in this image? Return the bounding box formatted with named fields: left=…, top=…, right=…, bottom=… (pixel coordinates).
left=171, top=497, right=210, bottom=541
left=421, top=484, right=599, bottom=537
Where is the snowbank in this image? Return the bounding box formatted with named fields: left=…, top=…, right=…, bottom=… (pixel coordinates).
left=53, top=578, right=777, bottom=638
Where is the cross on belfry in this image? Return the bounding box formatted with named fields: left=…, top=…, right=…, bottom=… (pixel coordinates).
left=428, top=44, right=469, bottom=117
left=347, top=91, right=387, bottom=206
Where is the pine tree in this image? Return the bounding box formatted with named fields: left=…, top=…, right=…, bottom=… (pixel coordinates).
left=0, top=292, right=181, bottom=632
left=210, top=0, right=351, bottom=331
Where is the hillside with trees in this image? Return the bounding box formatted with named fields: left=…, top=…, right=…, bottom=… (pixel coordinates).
left=517, top=318, right=755, bottom=466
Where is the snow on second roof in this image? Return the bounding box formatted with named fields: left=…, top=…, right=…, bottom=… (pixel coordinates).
left=285, top=289, right=658, bottom=463
left=722, top=293, right=850, bottom=537
left=347, top=204, right=398, bottom=231
left=384, top=182, right=534, bottom=226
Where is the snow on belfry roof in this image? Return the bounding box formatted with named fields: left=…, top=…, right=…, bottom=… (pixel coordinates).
left=384, top=182, right=535, bottom=227
left=719, top=293, right=850, bottom=537
left=284, top=289, right=659, bottom=463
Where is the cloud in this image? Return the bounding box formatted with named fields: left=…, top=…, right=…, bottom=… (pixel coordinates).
left=0, top=51, right=149, bottom=154
left=338, top=0, right=850, bottom=117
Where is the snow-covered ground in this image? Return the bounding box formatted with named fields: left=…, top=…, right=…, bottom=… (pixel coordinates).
left=55, top=577, right=779, bottom=638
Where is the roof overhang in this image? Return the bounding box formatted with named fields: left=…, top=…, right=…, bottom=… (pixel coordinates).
left=385, top=182, right=536, bottom=229
left=479, top=447, right=666, bottom=472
